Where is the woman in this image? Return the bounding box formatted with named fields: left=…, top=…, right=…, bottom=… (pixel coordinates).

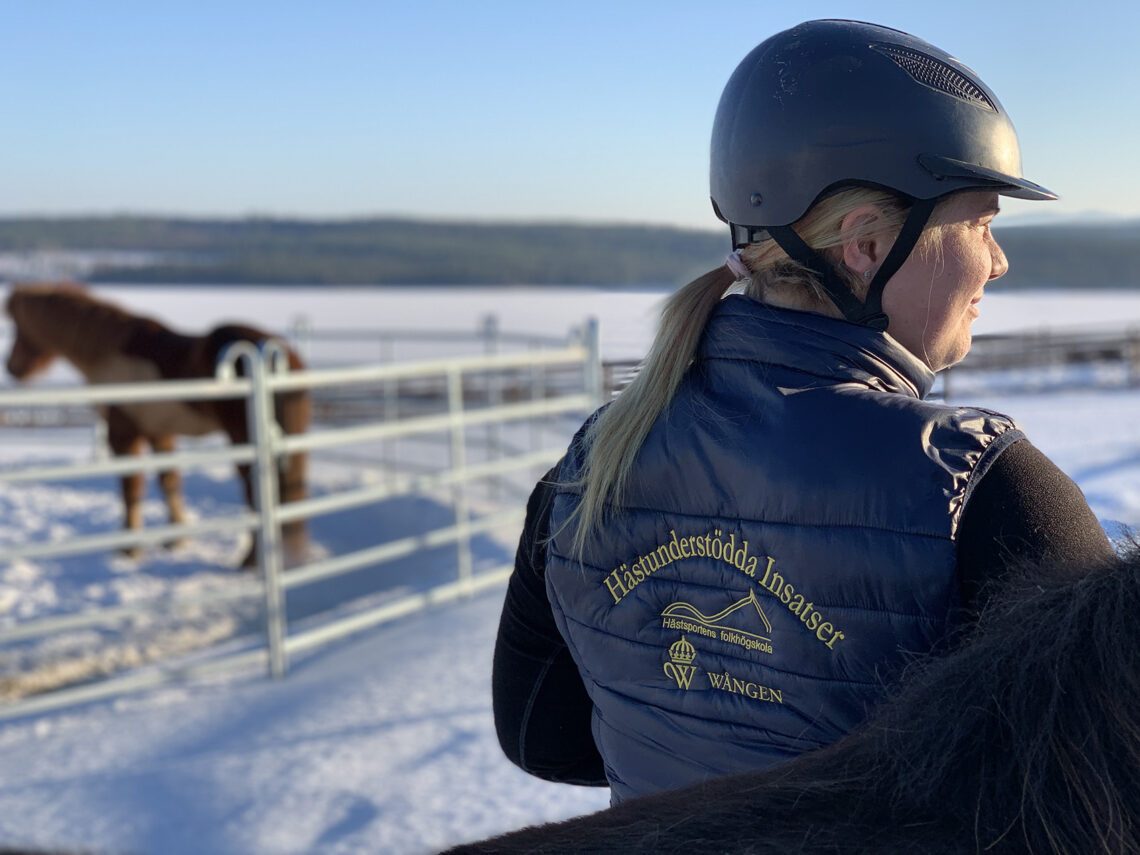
left=493, top=19, right=1113, bottom=803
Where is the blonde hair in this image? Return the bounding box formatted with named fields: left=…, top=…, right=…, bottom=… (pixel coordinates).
left=564, top=187, right=943, bottom=559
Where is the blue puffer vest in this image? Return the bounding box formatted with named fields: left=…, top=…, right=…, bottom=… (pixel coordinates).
left=545, top=295, right=1022, bottom=802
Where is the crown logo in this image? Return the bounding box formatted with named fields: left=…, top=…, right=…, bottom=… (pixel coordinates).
left=668, top=636, right=696, bottom=665
left=664, top=636, right=698, bottom=690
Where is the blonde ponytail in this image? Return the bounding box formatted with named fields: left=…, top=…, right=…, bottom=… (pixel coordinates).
left=564, top=263, right=737, bottom=558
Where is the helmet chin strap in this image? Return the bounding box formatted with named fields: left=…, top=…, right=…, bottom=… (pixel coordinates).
left=765, top=197, right=938, bottom=332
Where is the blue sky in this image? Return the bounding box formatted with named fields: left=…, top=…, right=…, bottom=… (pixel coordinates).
left=1, top=1, right=1137, bottom=229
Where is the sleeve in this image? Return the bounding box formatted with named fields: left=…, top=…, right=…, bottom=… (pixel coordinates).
left=491, top=466, right=607, bottom=786
left=956, top=438, right=1115, bottom=613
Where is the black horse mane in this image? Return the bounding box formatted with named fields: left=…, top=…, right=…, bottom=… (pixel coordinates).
left=452, top=546, right=1140, bottom=854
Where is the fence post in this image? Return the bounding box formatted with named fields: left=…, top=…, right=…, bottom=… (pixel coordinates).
left=217, top=341, right=288, bottom=679
left=381, top=336, right=398, bottom=481
left=582, top=317, right=603, bottom=407
left=91, top=417, right=109, bottom=462
left=1128, top=328, right=1140, bottom=388
left=482, top=315, right=502, bottom=500
left=529, top=338, right=543, bottom=455
left=288, top=314, right=313, bottom=366
left=446, top=368, right=474, bottom=593
left=482, top=313, right=500, bottom=354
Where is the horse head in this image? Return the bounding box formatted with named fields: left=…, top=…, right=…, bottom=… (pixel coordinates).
left=4, top=287, right=60, bottom=380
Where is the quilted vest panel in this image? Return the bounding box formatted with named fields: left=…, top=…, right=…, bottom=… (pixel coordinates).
left=546, top=296, right=1022, bottom=802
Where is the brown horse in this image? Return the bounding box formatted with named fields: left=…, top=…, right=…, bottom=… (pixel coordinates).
left=3, top=283, right=310, bottom=568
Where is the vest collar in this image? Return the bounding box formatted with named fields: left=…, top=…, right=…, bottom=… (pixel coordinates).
left=698, top=295, right=935, bottom=399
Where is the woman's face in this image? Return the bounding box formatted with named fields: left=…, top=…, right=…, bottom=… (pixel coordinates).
left=881, top=191, right=1007, bottom=372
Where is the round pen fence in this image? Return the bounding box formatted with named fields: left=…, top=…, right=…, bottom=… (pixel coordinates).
left=0, top=321, right=603, bottom=718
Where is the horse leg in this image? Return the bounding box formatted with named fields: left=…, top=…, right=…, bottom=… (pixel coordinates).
left=151, top=434, right=188, bottom=549
left=235, top=461, right=259, bottom=569
left=212, top=398, right=258, bottom=569
left=279, top=451, right=308, bottom=565
left=234, top=455, right=304, bottom=568
left=106, top=407, right=146, bottom=559
left=277, top=388, right=311, bottom=566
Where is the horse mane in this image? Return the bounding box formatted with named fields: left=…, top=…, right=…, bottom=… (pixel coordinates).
left=6, top=283, right=160, bottom=369
left=454, top=546, right=1140, bottom=854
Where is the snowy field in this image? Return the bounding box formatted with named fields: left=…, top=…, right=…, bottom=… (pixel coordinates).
left=0, top=285, right=1139, bottom=853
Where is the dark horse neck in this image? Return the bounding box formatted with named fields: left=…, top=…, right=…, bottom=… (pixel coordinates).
left=34, top=288, right=287, bottom=382
left=453, top=548, right=1139, bottom=854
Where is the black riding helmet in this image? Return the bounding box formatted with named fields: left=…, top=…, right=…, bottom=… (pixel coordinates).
left=710, top=20, right=1056, bottom=330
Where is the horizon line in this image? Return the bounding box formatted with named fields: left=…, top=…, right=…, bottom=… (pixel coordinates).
left=0, top=211, right=1134, bottom=231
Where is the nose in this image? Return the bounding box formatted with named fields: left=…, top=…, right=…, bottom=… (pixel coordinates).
left=988, top=234, right=1009, bottom=281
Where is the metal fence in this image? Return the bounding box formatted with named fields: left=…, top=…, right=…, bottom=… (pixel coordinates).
left=939, top=327, right=1140, bottom=399
left=287, top=313, right=572, bottom=366
left=0, top=320, right=603, bottom=718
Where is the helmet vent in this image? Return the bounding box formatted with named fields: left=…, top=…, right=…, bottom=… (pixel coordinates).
left=870, top=44, right=996, bottom=111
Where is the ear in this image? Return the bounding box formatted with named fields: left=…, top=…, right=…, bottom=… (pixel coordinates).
left=839, top=205, right=892, bottom=278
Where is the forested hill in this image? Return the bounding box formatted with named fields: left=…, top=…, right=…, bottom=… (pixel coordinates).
left=0, top=216, right=1136, bottom=289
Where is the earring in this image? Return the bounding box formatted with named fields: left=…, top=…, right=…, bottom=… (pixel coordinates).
left=863, top=269, right=874, bottom=281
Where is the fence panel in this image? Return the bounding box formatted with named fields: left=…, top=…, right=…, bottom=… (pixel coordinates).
left=0, top=319, right=602, bottom=717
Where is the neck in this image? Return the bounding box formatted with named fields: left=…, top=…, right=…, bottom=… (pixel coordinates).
left=13, top=295, right=107, bottom=377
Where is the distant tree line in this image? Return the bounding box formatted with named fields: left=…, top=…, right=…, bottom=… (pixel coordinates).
left=0, top=215, right=1136, bottom=289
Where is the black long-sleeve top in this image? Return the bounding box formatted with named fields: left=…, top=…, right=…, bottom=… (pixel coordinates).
left=491, top=438, right=1114, bottom=787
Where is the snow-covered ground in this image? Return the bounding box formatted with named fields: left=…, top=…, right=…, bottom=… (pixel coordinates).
left=0, top=586, right=611, bottom=855
left=0, top=285, right=1138, bottom=854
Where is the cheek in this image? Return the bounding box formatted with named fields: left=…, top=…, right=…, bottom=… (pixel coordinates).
left=941, top=236, right=992, bottom=303
left=883, top=255, right=953, bottom=328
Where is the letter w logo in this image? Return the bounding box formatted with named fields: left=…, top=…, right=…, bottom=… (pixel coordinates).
left=663, top=662, right=696, bottom=690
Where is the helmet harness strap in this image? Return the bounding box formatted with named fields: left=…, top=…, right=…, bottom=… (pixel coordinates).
left=862, top=197, right=939, bottom=326
left=765, top=223, right=873, bottom=326
left=764, top=196, right=938, bottom=332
